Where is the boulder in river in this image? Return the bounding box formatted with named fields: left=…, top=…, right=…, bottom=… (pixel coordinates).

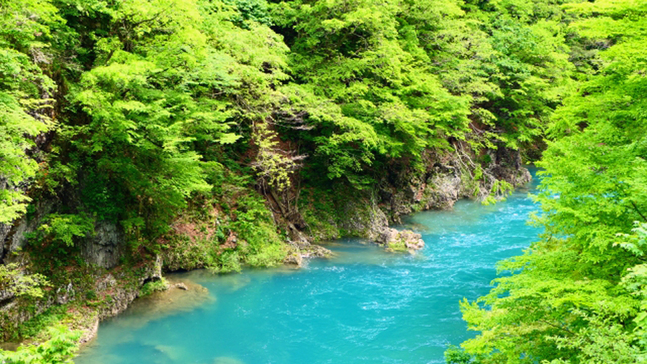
left=283, top=252, right=303, bottom=267
left=377, top=228, right=425, bottom=253
left=174, top=282, right=189, bottom=291
left=300, top=244, right=334, bottom=258
left=283, top=244, right=334, bottom=268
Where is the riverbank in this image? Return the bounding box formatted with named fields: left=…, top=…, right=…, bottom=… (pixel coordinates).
left=0, top=152, right=532, bottom=352
left=74, top=176, right=539, bottom=363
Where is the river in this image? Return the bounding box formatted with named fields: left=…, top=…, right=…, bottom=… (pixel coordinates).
left=76, top=172, right=539, bottom=364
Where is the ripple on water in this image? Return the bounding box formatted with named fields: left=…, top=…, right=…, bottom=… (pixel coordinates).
left=76, top=174, right=541, bottom=364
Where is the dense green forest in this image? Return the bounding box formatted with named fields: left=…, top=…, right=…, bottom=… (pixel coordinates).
left=0, top=0, right=646, bottom=362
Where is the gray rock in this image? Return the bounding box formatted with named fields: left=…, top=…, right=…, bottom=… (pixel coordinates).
left=0, top=178, right=13, bottom=260
left=153, top=255, right=163, bottom=280
left=79, top=318, right=100, bottom=344
left=283, top=253, right=303, bottom=267
left=301, top=244, right=334, bottom=258
left=3, top=200, right=56, bottom=263
left=174, top=282, right=189, bottom=291
left=338, top=197, right=389, bottom=241
left=377, top=228, right=425, bottom=252
left=0, top=222, right=9, bottom=261
left=81, top=221, right=124, bottom=269
left=96, top=274, right=117, bottom=291
left=0, top=289, right=14, bottom=304
left=56, top=282, right=75, bottom=305
left=487, top=147, right=532, bottom=186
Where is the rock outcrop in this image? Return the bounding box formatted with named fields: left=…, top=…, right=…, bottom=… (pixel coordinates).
left=1, top=199, right=56, bottom=264
left=299, top=147, right=532, bottom=251
left=0, top=254, right=163, bottom=341
left=283, top=244, right=334, bottom=268
left=338, top=197, right=390, bottom=241
left=377, top=228, right=425, bottom=253
left=81, top=221, right=124, bottom=269
left=283, top=252, right=303, bottom=267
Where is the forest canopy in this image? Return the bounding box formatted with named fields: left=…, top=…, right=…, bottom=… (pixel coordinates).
left=1, top=0, right=647, bottom=362
left=0, top=0, right=574, bottom=226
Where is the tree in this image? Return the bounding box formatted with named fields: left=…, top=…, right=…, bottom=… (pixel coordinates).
left=0, top=0, right=59, bottom=223
left=455, top=1, right=647, bottom=362
left=271, top=0, right=472, bottom=185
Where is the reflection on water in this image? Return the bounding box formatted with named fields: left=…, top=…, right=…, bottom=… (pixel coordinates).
left=76, top=171, right=540, bottom=364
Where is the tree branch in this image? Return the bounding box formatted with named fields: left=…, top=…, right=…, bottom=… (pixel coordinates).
left=630, top=200, right=647, bottom=222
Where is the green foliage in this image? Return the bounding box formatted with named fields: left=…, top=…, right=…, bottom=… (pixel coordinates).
left=229, top=193, right=286, bottom=267
left=11, top=306, right=68, bottom=341
left=225, top=0, right=272, bottom=27
left=620, top=222, right=647, bottom=358
left=0, top=264, right=49, bottom=299
left=38, top=214, right=95, bottom=247
left=209, top=250, right=243, bottom=273
left=487, top=18, right=573, bottom=149
left=140, top=278, right=169, bottom=296
left=162, top=183, right=286, bottom=273
left=271, top=0, right=473, bottom=183
left=251, top=122, right=298, bottom=192
left=2, top=0, right=294, bottom=254
left=481, top=180, right=514, bottom=205
left=386, top=240, right=408, bottom=253
left=455, top=1, right=647, bottom=362
left=0, top=325, right=80, bottom=364
left=2, top=0, right=559, bottom=257
left=445, top=345, right=478, bottom=364
left=84, top=290, right=97, bottom=301
left=243, top=241, right=286, bottom=268
left=0, top=0, right=58, bottom=223
left=298, top=187, right=342, bottom=240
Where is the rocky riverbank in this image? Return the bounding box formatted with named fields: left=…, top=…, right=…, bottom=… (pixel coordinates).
left=298, top=146, right=531, bottom=246
left=0, top=145, right=531, bottom=347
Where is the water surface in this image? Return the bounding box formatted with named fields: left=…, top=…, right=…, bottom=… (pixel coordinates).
left=77, top=175, right=539, bottom=364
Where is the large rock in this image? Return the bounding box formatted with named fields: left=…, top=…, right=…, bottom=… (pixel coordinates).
left=283, top=252, right=303, bottom=267
left=376, top=228, right=425, bottom=253
left=174, top=282, right=188, bottom=291
left=56, top=282, right=75, bottom=305
left=0, top=178, right=16, bottom=260
left=1, top=200, right=56, bottom=263
left=301, top=244, right=334, bottom=258
left=418, top=173, right=464, bottom=210
left=488, top=147, right=532, bottom=186
left=81, top=221, right=124, bottom=269
left=377, top=147, right=533, bottom=224
left=338, top=198, right=389, bottom=241
left=283, top=244, right=334, bottom=268
left=0, top=222, right=9, bottom=261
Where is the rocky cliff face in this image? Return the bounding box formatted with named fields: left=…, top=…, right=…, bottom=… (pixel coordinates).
left=81, top=221, right=124, bottom=269
left=0, top=209, right=136, bottom=340
left=337, top=197, right=390, bottom=241
left=1, top=207, right=123, bottom=269
left=379, top=146, right=531, bottom=224
left=1, top=200, right=55, bottom=264
left=0, top=254, right=162, bottom=341
left=300, top=146, right=532, bottom=244
left=0, top=224, right=9, bottom=262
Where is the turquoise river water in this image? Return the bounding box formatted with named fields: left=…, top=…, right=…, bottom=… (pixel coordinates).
left=76, top=173, right=539, bottom=364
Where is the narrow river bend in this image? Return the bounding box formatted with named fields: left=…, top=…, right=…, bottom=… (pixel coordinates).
left=77, top=173, right=539, bottom=364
